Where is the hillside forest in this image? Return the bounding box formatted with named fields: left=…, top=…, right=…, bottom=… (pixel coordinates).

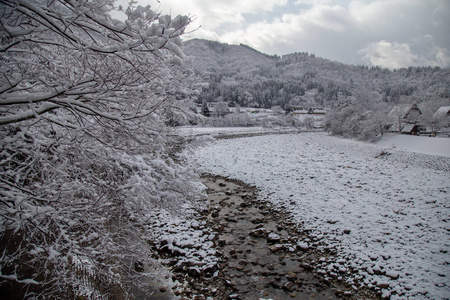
left=184, top=39, right=450, bottom=140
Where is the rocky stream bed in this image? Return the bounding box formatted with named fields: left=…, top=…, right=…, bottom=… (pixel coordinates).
left=148, top=174, right=380, bottom=300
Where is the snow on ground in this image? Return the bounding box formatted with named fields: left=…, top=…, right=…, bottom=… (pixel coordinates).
left=188, top=132, right=450, bottom=299
left=375, top=134, right=450, bottom=157
left=175, top=126, right=297, bottom=137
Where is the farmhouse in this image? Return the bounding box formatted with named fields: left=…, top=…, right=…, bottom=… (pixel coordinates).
left=308, top=107, right=327, bottom=115
left=290, top=106, right=309, bottom=115
left=387, top=104, right=422, bottom=133
left=433, top=106, right=450, bottom=120
left=433, top=106, right=450, bottom=134
left=388, top=104, right=421, bottom=122
left=401, top=124, right=420, bottom=135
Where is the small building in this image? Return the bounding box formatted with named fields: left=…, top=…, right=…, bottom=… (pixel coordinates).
left=387, top=104, right=421, bottom=133
left=401, top=124, right=420, bottom=135
left=290, top=106, right=309, bottom=115
left=308, top=107, right=326, bottom=115
left=433, top=106, right=450, bottom=119
left=418, top=126, right=433, bottom=136
left=433, top=106, right=450, bottom=134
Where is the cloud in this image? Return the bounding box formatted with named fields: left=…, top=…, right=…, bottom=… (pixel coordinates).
left=295, top=0, right=333, bottom=5
left=116, top=0, right=450, bottom=68
left=219, top=4, right=357, bottom=61
left=157, top=0, right=288, bottom=30
left=434, top=48, right=450, bottom=67
left=359, top=40, right=450, bottom=69
left=301, top=4, right=350, bottom=32
left=359, top=41, right=419, bottom=69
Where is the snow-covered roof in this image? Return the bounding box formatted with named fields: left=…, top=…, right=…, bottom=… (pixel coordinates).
left=308, top=107, right=326, bottom=114
left=401, top=123, right=418, bottom=133
left=291, top=109, right=309, bottom=114
left=433, top=106, right=450, bottom=119
left=388, top=104, right=420, bottom=120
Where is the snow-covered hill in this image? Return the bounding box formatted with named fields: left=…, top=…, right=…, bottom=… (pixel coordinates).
left=183, top=39, right=450, bottom=110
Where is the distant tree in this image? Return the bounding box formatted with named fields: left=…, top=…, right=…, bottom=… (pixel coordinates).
left=201, top=99, right=210, bottom=116
left=325, top=88, right=388, bottom=141
left=271, top=105, right=285, bottom=115
left=212, top=101, right=230, bottom=118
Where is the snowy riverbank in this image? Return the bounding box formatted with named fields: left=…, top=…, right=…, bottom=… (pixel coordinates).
left=187, top=132, right=450, bottom=299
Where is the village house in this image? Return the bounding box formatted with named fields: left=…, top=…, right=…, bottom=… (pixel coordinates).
left=433, top=106, right=450, bottom=121
left=290, top=106, right=309, bottom=115
left=433, top=106, right=450, bottom=134
left=401, top=124, right=420, bottom=135
left=308, top=107, right=327, bottom=115
left=387, top=104, right=422, bottom=134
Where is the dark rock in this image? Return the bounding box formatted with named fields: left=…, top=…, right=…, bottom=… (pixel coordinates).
left=249, top=227, right=267, bottom=238
left=334, top=290, right=344, bottom=297
left=377, top=282, right=390, bottom=289
left=283, top=281, right=296, bottom=291
left=268, top=244, right=284, bottom=253
left=217, top=239, right=227, bottom=246
left=224, top=280, right=233, bottom=287
left=267, top=232, right=281, bottom=243
left=134, top=260, right=144, bottom=272
left=299, top=262, right=313, bottom=271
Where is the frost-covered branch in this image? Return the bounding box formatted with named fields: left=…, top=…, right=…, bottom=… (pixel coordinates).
left=0, top=0, right=202, bottom=298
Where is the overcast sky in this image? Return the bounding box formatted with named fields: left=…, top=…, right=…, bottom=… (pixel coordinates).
left=116, top=0, right=450, bottom=69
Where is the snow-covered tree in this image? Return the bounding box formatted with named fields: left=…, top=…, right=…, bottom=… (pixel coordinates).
left=211, top=101, right=229, bottom=118
left=325, top=88, right=389, bottom=141
left=201, top=99, right=210, bottom=116
left=0, top=0, right=200, bottom=298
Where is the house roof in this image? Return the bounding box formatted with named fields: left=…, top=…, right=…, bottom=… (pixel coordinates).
left=433, top=106, right=450, bottom=119
left=309, top=107, right=326, bottom=114
left=388, top=104, right=419, bottom=119
left=291, top=109, right=309, bottom=114
left=388, top=104, right=422, bottom=125
left=401, top=124, right=418, bottom=133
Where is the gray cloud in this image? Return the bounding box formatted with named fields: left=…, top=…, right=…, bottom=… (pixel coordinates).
left=116, top=0, right=450, bottom=68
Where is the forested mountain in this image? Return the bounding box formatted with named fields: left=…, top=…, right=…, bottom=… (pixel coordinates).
left=184, top=39, right=450, bottom=110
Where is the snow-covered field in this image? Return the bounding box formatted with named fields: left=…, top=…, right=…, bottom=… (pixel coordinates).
left=188, top=132, right=450, bottom=299
left=375, top=134, right=450, bottom=157
left=176, top=125, right=298, bottom=137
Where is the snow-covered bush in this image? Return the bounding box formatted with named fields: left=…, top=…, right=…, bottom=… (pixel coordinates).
left=207, top=111, right=254, bottom=127
left=325, top=90, right=390, bottom=141
left=0, top=0, right=200, bottom=298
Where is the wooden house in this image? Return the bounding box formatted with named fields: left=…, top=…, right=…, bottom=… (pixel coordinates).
left=308, top=107, right=326, bottom=115
left=401, top=124, right=420, bottom=135
left=388, top=104, right=421, bottom=122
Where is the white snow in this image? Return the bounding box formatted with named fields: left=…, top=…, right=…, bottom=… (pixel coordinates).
left=188, top=132, right=450, bottom=299
left=176, top=126, right=297, bottom=137
left=375, top=134, right=450, bottom=157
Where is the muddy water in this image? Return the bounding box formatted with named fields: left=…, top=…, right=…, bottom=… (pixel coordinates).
left=189, top=174, right=379, bottom=300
